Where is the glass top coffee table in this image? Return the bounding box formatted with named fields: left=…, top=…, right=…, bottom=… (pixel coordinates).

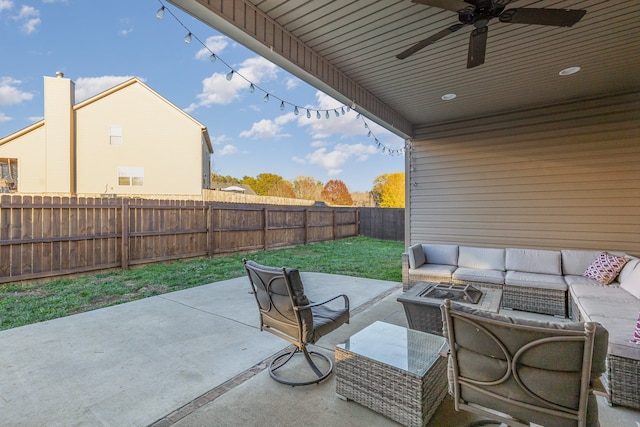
left=335, top=321, right=448, bottom=427
left=397, top=282, right=502, bottom=335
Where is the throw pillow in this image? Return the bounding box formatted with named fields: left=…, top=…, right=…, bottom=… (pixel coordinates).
left=584, top=252, right=630, bottom=285
left=631, top=312, right=640, bottom=345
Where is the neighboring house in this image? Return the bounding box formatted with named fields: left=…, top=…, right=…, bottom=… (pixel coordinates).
left=209, top=181, right=256, bottom=195
left=0, top=72, right=213, bottom=198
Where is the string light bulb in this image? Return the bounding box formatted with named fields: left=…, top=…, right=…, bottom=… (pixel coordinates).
left=157, top=1, right=403, bottom=156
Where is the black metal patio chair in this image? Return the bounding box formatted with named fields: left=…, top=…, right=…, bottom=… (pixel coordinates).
left=243, top=259, right=350, bottom=386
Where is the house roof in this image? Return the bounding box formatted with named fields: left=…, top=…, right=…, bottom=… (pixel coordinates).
left=168, top=0, right=640, bottom=139
left=1, top=77, right=214, bottom=154
left=75, top=77, right=214, bottom=154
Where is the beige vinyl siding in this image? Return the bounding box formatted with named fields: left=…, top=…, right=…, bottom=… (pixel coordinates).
left=408, top=92, right=640, bottom=255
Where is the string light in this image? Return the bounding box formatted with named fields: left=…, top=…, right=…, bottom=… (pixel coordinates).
left=155, top=0, right=404, bottom=155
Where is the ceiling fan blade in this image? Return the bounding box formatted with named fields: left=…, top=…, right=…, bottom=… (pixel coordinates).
left=467, top=26, right=488, bottom=68
left=499, top=8, right=586, bottom=27
left=396, top=23, right=464, bottom=59
left=412, top=0, right=474, bottom=14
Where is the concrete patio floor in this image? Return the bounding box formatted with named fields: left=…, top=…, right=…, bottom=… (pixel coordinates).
left=1, top=273, right=638, bottom=426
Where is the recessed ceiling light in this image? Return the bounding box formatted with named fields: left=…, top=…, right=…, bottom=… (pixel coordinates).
left=441, top=93, right=456, bottom=101
left=559, top=66, right=581, bottom=76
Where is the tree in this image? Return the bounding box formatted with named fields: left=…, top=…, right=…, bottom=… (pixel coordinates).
left=210, top=173, right=239, bottom=184
left=293, top=176, right=324, bottom=200
left=241, top=173, right=295, bottom=198
left=372, top=172, right=405, bottom=208
left=321, top=180, right=353, bottom=206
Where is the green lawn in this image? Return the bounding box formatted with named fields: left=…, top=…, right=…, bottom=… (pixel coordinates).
left=0, top=236, right=404, bottom=331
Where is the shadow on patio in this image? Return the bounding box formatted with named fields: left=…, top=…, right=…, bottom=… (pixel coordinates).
left=1, top=274, right=637, bottom=426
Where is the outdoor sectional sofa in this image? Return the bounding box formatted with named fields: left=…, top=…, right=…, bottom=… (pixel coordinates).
left=401, top=243, right=640, bottom=410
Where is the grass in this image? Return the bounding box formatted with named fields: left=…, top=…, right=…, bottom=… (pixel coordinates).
left=0, top=236, right=404, bottom=331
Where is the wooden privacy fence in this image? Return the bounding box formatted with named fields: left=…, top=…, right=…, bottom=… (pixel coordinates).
left=358, top=207, right=404, bottom=241
left=0, top=195, right=359, bottom=284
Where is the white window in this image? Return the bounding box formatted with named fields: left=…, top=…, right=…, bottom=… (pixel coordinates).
left=117, top=167, right=144, bottom=186
left=109, top=126, right=123, bottom=145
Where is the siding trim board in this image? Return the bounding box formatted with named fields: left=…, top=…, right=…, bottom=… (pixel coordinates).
left=408, top=93, right=640, bottom=255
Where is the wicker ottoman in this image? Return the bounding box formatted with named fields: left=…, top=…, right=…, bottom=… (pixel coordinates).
left=335, top=321, right=448, bottom=427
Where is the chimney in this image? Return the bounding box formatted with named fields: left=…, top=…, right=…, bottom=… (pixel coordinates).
left=43, top=72, right=75, bottom=193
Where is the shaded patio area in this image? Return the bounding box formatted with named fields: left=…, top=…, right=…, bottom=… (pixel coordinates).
left=1, top=274, right=637, bottom=426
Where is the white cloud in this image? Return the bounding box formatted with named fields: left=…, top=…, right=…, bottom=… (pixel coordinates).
left=239, top=112, right=297, bottom=140
left=15, top=5, right=40, bottom=34
left=118, top=18, right=132, bottom=36
left=0, top=112, right=11, bottom=124
left=0, top=77, right=34, bottom=106
left=186, top=56, right=278, bottom=111
left=74, top=75, right=136, bottom=102
left=302, top=143, right=378, bottom=176
left=285, top=77, right=300, bottom=90
left=195, top=36, right=229, bottom=60
left=0, top=0, right=13, bottom=13
left=217, top=144, right=238, bottom=156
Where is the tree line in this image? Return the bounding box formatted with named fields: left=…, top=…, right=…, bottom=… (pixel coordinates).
left=210, top=172, right=405, bottom=208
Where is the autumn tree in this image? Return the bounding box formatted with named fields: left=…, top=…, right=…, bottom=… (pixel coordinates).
left=321, top=179, right=353, bottom=206
left=371, top=172, right=405, bottom=208
left=210, top=173, right=240, bottom=184
left=293, top=176, right=323, bottom=200
left=241, top=173, right=295, bottom=198
left=351, top=191, right=375, bottom=207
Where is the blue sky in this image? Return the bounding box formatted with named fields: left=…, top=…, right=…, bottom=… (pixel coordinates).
left=0, top=0, right=406, bottom=193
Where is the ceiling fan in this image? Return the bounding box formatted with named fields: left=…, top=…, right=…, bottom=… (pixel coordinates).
left=396, top=0, right=586, bottom=68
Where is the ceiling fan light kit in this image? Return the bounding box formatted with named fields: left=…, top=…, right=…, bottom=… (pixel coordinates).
left=397, top=0, right=587, bottom=68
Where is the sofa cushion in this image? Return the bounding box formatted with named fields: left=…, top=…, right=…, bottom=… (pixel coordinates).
left=505, top=271, right=566, bottom=291
left=422, top=243, right=458, bottom=266
left=620, top=259, right=640, bottom=299
left=561, top=249, right=627, bottom=276
left=584, top=252, right=630, bottom=285
left=458, top=246, right=505, bottom=271
left=587, top=314, right=640, bottom=360
left=570, top=285, right=637, bottom=302
left=409, top=264, right=457, bottom=282
left=408, top=244, right=426, bottom=269
left=506, top=248, right=562, bottom=275
left=453, top=267, right=505, bottom=285
left=564, top=275, right=617, bottom=287
left=574, top=296, right=640, bottom=320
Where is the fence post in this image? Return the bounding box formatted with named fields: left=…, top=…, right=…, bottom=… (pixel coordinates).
left=263, top=207, right=269, bottom=250
left=333, top=209, right=337, bottom=240
left=121, top=199, right=129, bottom=270
left=207, top=204, right=214, bottom=257
left=304, top=208, right=308, bottom=245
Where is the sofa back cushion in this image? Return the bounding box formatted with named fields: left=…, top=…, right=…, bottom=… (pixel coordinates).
left=620, top=258, right=640, bottom=299
left=422, top=244, right=459, bottom=266
left=562, top=249, right=628, bottom=276
left=408, top=244, right=426, bottom=269
left=506, top=248, right=562, bottom=275
left=458, top=246, right=505, bottom=271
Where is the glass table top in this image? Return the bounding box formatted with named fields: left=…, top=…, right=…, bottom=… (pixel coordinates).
left=336, top=321, right=446, bottom=376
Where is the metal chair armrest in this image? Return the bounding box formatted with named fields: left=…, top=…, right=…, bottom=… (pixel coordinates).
left=294, top=294, right=350, bottom=311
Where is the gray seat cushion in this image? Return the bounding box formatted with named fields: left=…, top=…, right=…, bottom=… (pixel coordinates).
left=409, top=264, right=457, bottom=281
left=453, top=267, right=505, bottom=285
left=505, top=271, right=566, bottom=290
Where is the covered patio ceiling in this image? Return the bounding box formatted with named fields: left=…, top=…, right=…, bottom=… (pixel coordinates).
left=168, top=0, right=640, bottom=139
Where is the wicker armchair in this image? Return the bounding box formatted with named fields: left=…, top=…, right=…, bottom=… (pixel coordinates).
left=441, top=299, right=608, bottom=427
left=243, top=259, right=349, bottom=386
